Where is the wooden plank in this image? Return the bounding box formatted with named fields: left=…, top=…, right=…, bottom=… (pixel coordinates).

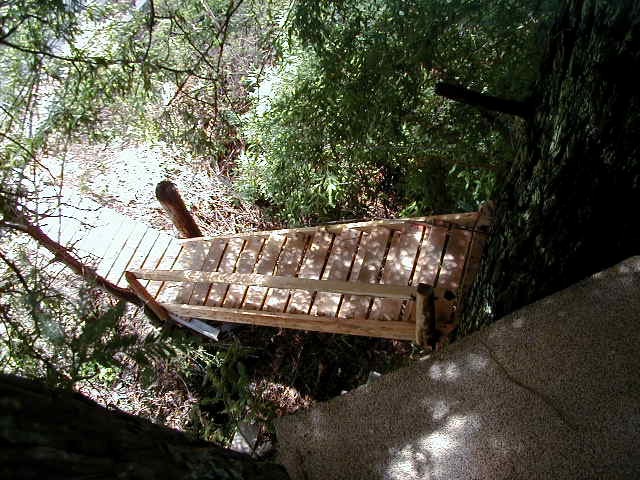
left=437, top=228, right=472, bottom=292
left=370, top=224, right=423, bottom=321
left=223, top=237, right=264, bottom=308
left=189, top=239, right=226, bottom=305
left=311, top=229, right=361, bottom=318
left=262, top=234, right=308, bottom=312
left=162, top=303, right=415, bottom=341
left=404, top=225, right=448, bottom=322
left=117, top=228, right=161, bottom=287
left=74, top=208, right=126, bottom=265
left=104, top=221, right=148, bottom=284
left=243, top=234, right=286, bottom=310
left=179, top=212, right=479, bottom=243
left=167, top=240, right=212, bottom=304
left=434, top=228, right=473, bottom=327
left=137, top=233, right=173, bottom=290
left=459, top=230, right=488, bottom=298
left=95, top=217, right=137, bottom=277
left=131, top=269, right=417, bottom=299
left=287, top=231, right=334, bottom=314
left=205, top=237, right=243, bottom=307
left=149, top=240, right=182, bottom=299
left=338, top=227, right=392, bottom=320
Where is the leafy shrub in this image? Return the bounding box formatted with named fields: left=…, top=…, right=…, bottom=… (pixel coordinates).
left=0, top=244, right=173, bottom=389
left=237, top=0, right=559, bottom=223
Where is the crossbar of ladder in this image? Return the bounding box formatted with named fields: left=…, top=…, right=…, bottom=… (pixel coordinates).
left=161, top=303, right=416, bottom=341
left=128, top=269, right=418, bottom=299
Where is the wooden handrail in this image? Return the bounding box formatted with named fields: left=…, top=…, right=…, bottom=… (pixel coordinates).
left=125, top=271, right=170, bottom=322
left=178, top=213, right=480, bottom=243
left=162, top=303, right=416, bottom=341
left=128, top=269, right=418, bottom=299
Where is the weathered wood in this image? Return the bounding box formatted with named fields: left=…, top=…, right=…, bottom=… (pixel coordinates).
left=179, top=212, right=479, bottom=243
left=311, top=229, right=361, bottom=318
left=339, top=227, right=392, bottom=319
left=287, top=231, right=334, bottom=314
left=95, top=218, right=138, bottom=278
left=126, top=272, right=170, bottom=322
left=155, top=180, right=203, bottom=238
left=205, top=238, right=243, bottom=306
left=6, top=215, right=140, bottom=305
left=263, top=234, right=307, bottom=312
left=148, top=241, right=182, bottom=299
left=223, top=237, right=264, bottom=308
left=170, top=240, right=211, bottom=304
left=459, top=231, right=488, bottom=299
left=404, top=225, right=448, bottom=321
left=137, top=234, right=173, bottom=290
left=414, top=283, right=435, bottom=346
left=370, top=225, right=423, bottom=321
left=129, top=269, right=418, bottom=299
left=118, top=212, right=488, bottom=342
left=243, top=234, right=286, bottom=310
left=190, top=239, right=226, bottom=305
left=162, top=303, right=416, bottom=341
left=105, top=222, right=147, bottom=284
left=118, top=228, right=160, bottom=287
left=434, top=228, right=472, bottom=327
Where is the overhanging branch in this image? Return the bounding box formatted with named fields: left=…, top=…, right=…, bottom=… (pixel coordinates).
left=2, top=219, right=141, bottom=306
left=435, top=82, right=533, bottom=118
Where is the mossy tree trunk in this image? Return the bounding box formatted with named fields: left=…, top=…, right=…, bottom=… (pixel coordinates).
left=462, top=0, right=640, bottom=333
left=0, top=374, right=289, bottom=480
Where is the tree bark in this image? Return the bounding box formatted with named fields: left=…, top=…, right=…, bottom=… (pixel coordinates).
left=0, top=373, right=289, bottom=480
left=461, top=0, right=640, bottom=333
left=434, top=82, right=532, bottom=118
left=156, top=180, right=203, bottom=238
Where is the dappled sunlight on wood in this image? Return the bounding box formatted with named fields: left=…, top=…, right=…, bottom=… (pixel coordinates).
left=126, top=211, right=491, bottom=345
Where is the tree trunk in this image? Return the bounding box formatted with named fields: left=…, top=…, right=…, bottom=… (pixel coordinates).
left=462, top=0, right=640, bottom=333
left=0, top=374, right=289, bottom=480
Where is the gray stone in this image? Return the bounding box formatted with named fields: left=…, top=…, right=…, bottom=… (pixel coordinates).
left=275, top=257, right=640, bottom=479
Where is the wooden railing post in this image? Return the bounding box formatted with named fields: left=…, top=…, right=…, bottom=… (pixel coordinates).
left=415, top=283, right=436, bottom=347
left=155, top=180, right=203, bottom=238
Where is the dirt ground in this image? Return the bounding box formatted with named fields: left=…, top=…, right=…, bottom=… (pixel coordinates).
left=45, top=140, right=269, bottom=236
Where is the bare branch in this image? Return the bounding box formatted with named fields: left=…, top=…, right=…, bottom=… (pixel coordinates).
left=1, top=218, right=141, bottom=306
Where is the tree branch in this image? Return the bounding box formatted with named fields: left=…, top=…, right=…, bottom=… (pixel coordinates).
left=1, top=219, right=141, bottom=306
left=435, top=82, right=533, bottom=118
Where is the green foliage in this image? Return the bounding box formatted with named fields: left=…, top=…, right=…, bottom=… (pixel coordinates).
left=182, top=341, right=275, bottom=445
left=0, top=243, right=174, bottom=389
left=238, top=0, right=560, bottom=223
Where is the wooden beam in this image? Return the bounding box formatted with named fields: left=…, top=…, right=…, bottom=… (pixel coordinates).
left=155, top=180, right=203, bottom=238
left=178, top=213, right=480, bottom=243
left=161, top=303, right=416, bottom=341
left=129, top=269, right=417, bottom=299
left=125, top=271, right=170, bottom=322
left=415, top=283, right=436, bottom=347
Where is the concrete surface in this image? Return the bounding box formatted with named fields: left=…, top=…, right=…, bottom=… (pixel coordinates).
left=275, top=257, right=640, bottom=479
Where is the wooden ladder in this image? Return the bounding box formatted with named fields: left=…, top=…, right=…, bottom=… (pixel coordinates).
left=125, top=210, right=491, bottom=347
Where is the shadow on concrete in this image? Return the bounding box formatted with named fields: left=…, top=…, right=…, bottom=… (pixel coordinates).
left=275, top=257, right=640, bottom=479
